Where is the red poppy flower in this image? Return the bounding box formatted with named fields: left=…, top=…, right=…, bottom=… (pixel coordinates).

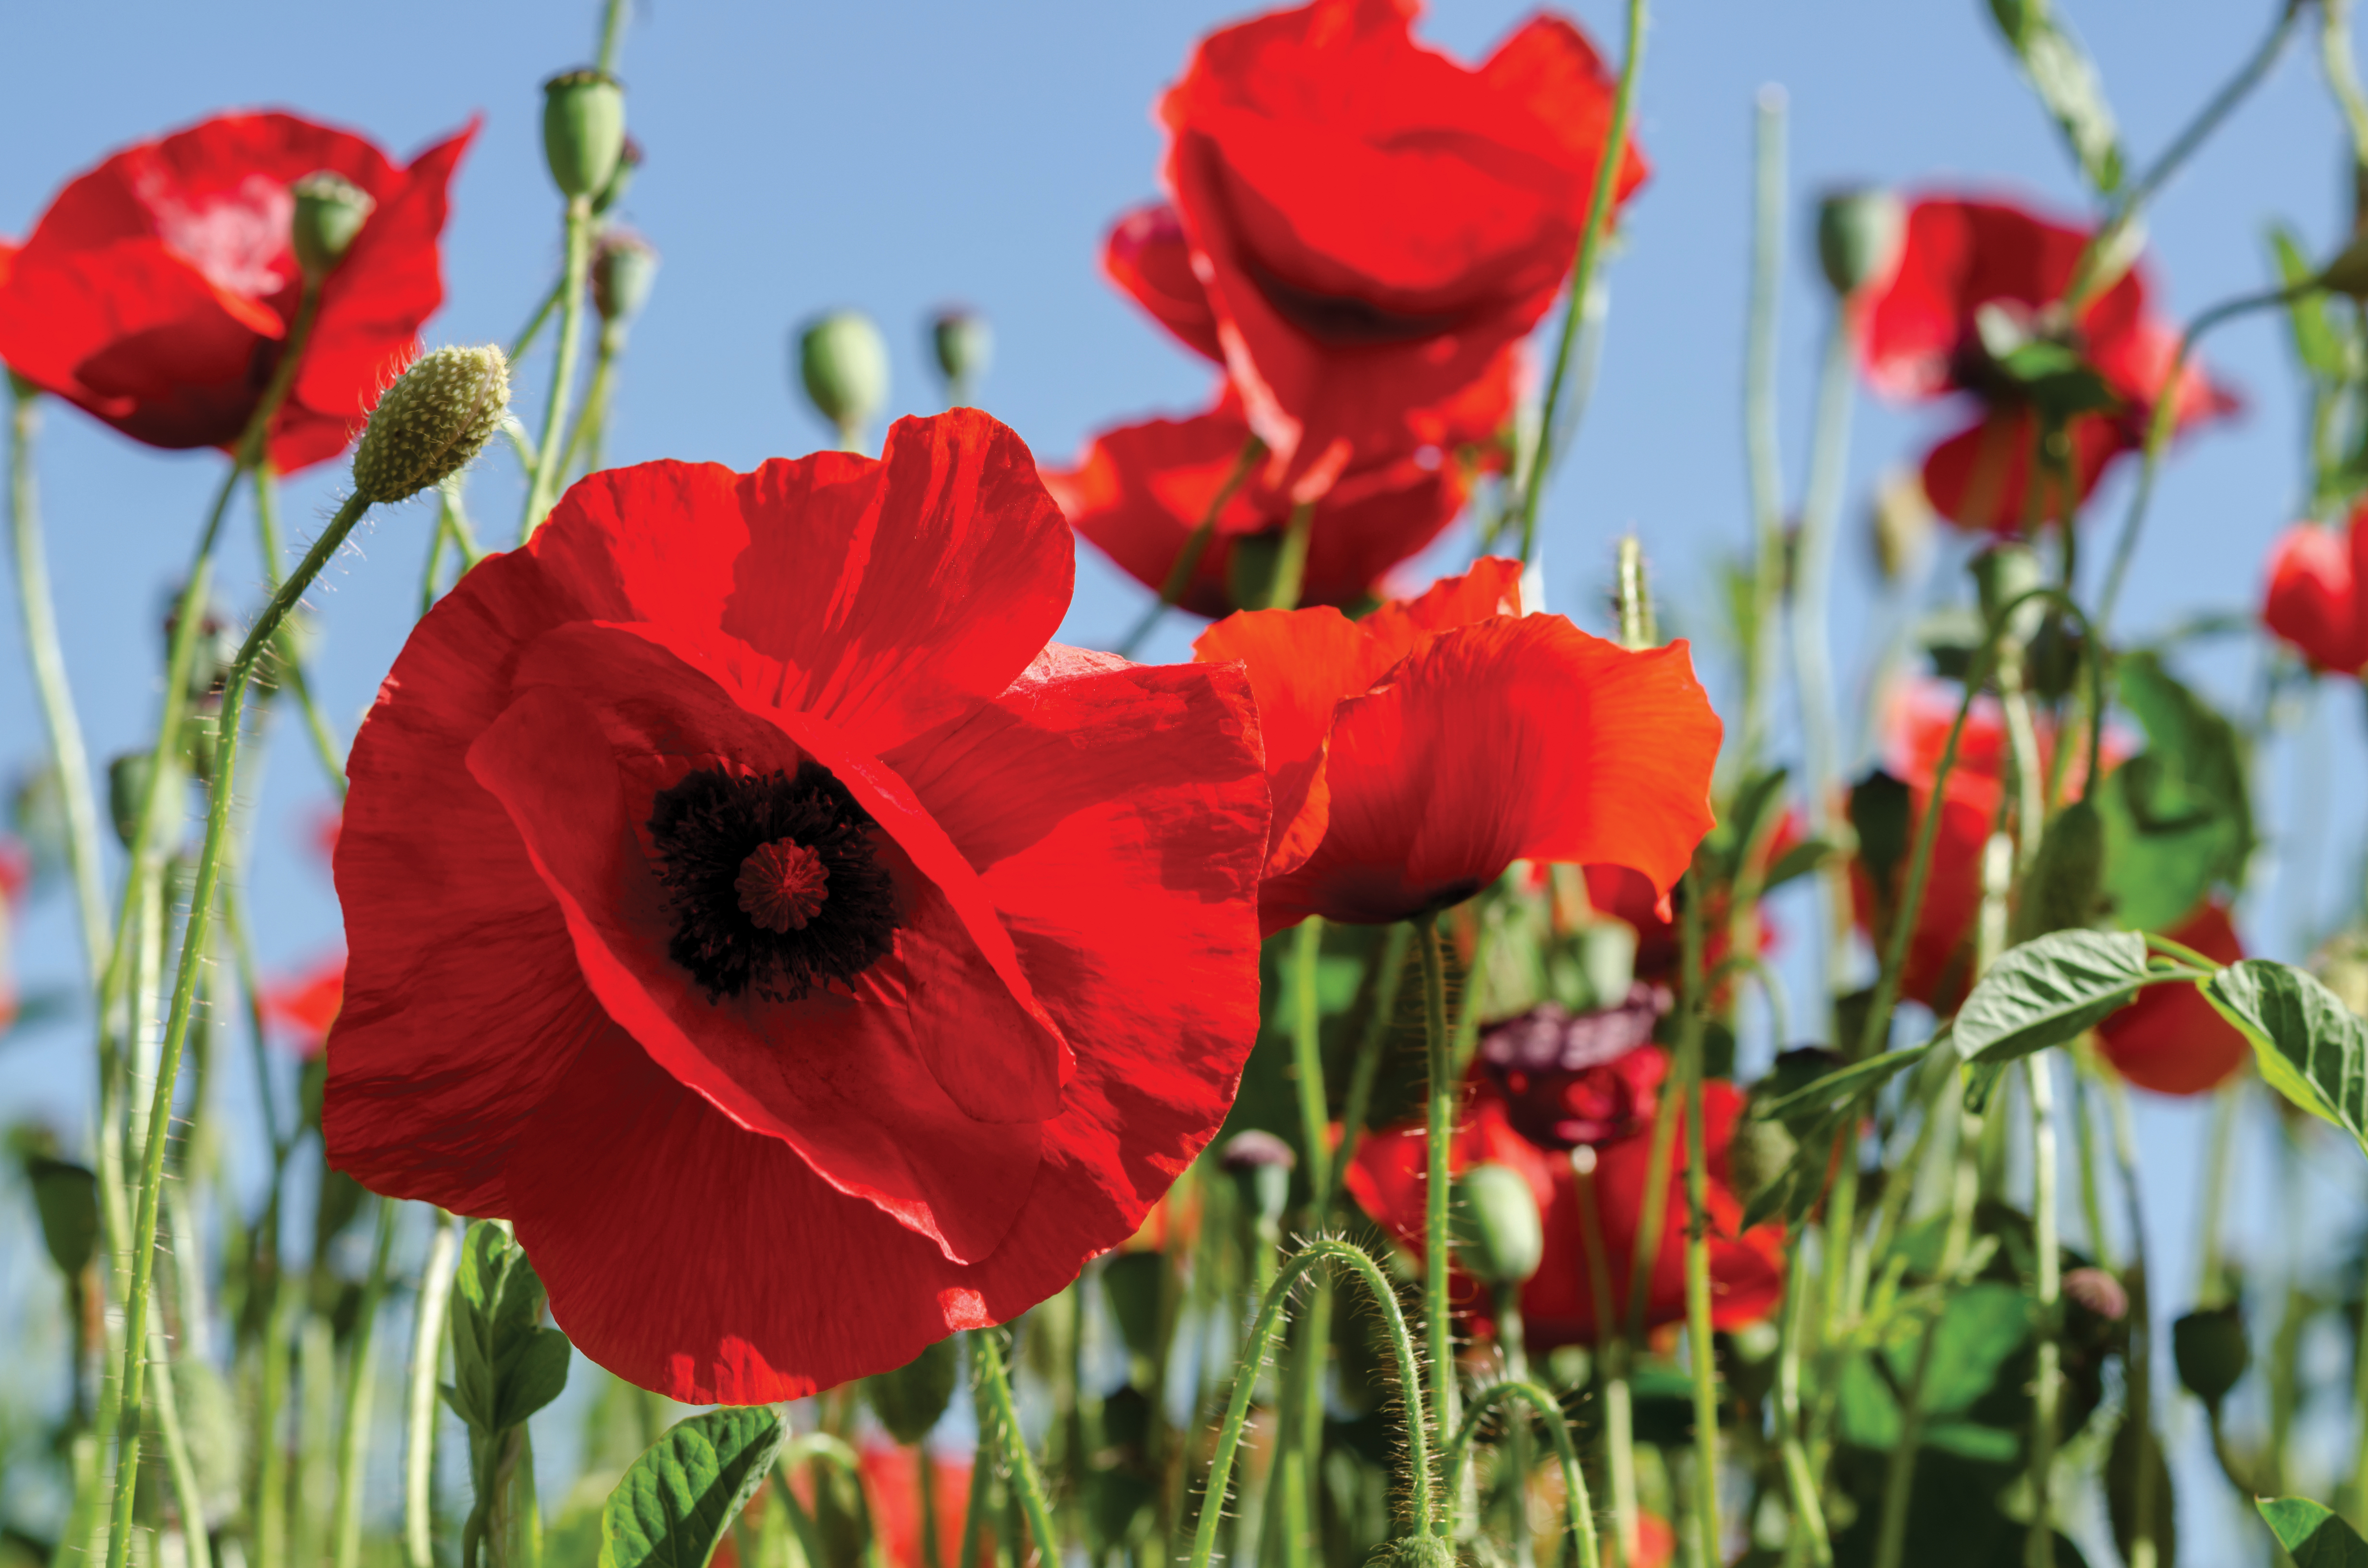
left=261, top=951, right=345, bottom=1060
left=1858, top=196, right=2235, bottom=534
left=0, top=834, right=27, bottom=911
left=856, top=1442, right=973, bottom=1568
left=322, top=409, right=1272, bottom=1403
left=2262, top=503, right=2368, bottom=676
left=1581, top=808, right=1801, bottom=987
left=2096, top=900, right=2250, bottom=1096
left=0, top=111, right=473, bottom=474
left=1194, top=558, right=1718, bottom=934
left=1045, top=389, right=1480, bottom=620
left=1136, top=0, right=1645, bottom=498
left=1344, top=1051, right=1784, bottom=1351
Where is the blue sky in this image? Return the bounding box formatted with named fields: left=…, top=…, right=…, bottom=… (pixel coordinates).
left=0, top=0, right=2362, bottom=1555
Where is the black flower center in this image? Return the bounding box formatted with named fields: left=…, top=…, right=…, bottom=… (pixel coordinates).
left=646, top=762, right=899, bottom=1002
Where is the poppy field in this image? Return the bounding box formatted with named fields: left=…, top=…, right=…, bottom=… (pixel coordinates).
left=8, top=3, right=2368, bottom=1568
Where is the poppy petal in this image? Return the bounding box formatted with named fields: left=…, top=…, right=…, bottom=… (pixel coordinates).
left=1102, top=203, right=1224, bottom=363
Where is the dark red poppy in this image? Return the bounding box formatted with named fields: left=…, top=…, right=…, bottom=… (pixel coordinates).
left=322, top=409, right=1271, bottom=1403
left=2097, top=901, right=2250, bottom=1097
left=2262, top=503, right=2368, bottom=676
left=0, top=111, right=473, bottom=474
left=261, top=952, right=345, bottom=1060
left=1193, top=558, right=1720, bottom=934
left=1344, top=1050, right=1784, bottom=1351
left=1045, top=389, right=1480, bottom=620
left=1476, top=992, right=1668, bottom=1150
left=1858, top=196, right=2235, bottom=534
left=1132, top=0, right=1645, bottom=498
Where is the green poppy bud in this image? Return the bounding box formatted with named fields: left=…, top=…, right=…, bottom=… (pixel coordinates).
left=351, top=345, right=512, bottom=504
left=1451, top=1163, right=1544, bottom=1287
left=25, top=1155, right=99, bottom=1278
left=107, top=750, right=181, bottom=849
left=2015, top=797, right=2105, bottom=942
left=542, top=69, right=626, bottom=202
left=863, top=1335, right=960, bottom=1446
left=592, top=135, right=643, bottom=217
left=1816, top=187, right=1904, bottom=299
left=929, top=307, right=992, bottom=403
left=797, top=310, right=889, bottom=449
left=591, top=229, right=659, bottom=327
left=1220, top=1128, right=1295, bottom=1228
left=2172, top=1305, right=2250, bottom=1409
left=289, top=171, right=376, bottom=281
left=1386, top=1532, right=1457, bottom=1568
left=1972, top=540, right=2047, bottom=647
left=1724, top=1114, right=1798, bottom=1214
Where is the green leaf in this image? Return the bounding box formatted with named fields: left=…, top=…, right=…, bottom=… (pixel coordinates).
left=1764, top=835, right=1839, bottom=893
left=864, top=1336, right=962, bottom=1447
left=496, top=1327, right=574, bottom=1430
left=2256, top=1497, right=2368, bottom=1567
left=600, top=1407, right=789, bottom=1568
left=2204, top=961, right=2368, bottom=1159
left=2097, top=653, right=2252, bottom=933
left=2272, top=224, right=2350, bottom=382
left=1750, top=1044, right=1932, bottom=1127
left=1989, top=0, right=2125, bottom=196
left=1956, top=931, right=2150, bottom=1064
left=450, top=1220, right=573, bottom=1437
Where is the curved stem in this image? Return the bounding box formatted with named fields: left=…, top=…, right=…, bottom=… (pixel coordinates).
left=970, top=1329, right=1057, bottom=1568
left=2096, top=281, right=2320, bottom=636
left=522, top=196, right=594, bottom=541
left=1514, top=0, right=1648, bottom=564
left=1417, top=910, right=1460, bottom=1459
left=7, top=381, right=109, bottom=981
left=100, top=486, right=376, bottom=1568
left=1442, top=1380, right=1602, bottom=1568
left=1187, top=1239, right=1432, bottom=1568
left=333, top=1199, right=399, bottom=1568
left=1737, top=87, right=1786, bottom=778
left=1114, top=435, right=1263, bottom=658
left=407, top=1213, right=460, bottom=1568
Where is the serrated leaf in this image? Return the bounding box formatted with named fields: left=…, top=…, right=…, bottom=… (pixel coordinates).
left=1958, top=931, right=2152, bottom=1063
left=495, top=1327, right=573, bottom=1430
left=2204, top=961, right=2368, bottom=1159
left=600, top=1407, right=789, bottom=1568
left=2256, top=1497, right=2368, bottom=1567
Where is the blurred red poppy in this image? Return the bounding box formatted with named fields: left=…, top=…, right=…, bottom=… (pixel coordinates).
left=2097, top=901, right=2250, bottom=1097
left=1858, top=196, right=2234, bottom=534
left=0, top=111, right=472, bottom=474
left=0, top=834, right=27, bottom=910
left=857, top=1442, right=973, bottom=1568
left=1194, top=558, right=1720, bottom=934
left=323, top=409, right=1271, bottom=1402
left=261, top=952, right=345, bottom=1060
left=1344, top=1048, right=1784, bottom=1350
left=1045, top=389, right=1480, bottom=620
left=1135, top=0, right=1645, bottom=498
left=1582, top=807, right=1801, bottom=987
left=2262, top=503, right=2368, bottom=676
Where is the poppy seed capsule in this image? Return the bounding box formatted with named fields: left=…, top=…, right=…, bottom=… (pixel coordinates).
left=542, top=69, right=626, bottom=201
left=1450, top=1162, right=1544, bottom=1286
left=1816, top=187, right=1904, bottom=299
left=797, top=310, right=889, bottom=445
left=591, top=229, right=659, bottom=326
left=930, top=308, right=992, bottom=395
left=2171, top=1305, right=2250, bottom=1409
left=289, top=171, right=375, bottom=280
left=351, top=345, right=511, bottom=505
left=592, top=135, right=643, bottom=217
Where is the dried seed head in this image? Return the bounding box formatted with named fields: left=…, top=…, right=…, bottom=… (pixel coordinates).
left=351, top=345, right=511, bottom=504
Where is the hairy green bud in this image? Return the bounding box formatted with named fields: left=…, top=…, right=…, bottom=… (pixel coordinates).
left=290, top=171, right=375, bottom=279
left=351, top=345, right=511, bottom=504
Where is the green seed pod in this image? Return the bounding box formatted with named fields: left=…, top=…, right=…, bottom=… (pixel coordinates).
left=542, top=69, right=626, bottom=201
left=1816, top=187, right=1904, bottom=299
left=1220, top=1128, right=1295, bottom=1228
left=591, top=229, right=659, bottom=326
left=2172, top=1305, right=2250, bottom=1409
left=106, top=750, right=181, bottom=849
left=351, top=345, right=511, bottom=504
left=2015, top=797, right=2105, bottom=942
left=592, top=135, right=643, bottom=217
left=1451, top=1162, right=1544, bottom=1287
left=797, top=310, right=889, bottom=447
left=289, top=171, right=376, bottom=280
left=929, top=307, right=992, bottom=401
left=25, top=1155, right=99, bottom=1277
left=863, top=1335, right=960, bottom=1446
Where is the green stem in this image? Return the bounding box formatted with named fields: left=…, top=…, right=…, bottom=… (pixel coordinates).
left=597, top=0, right=629, bottom=71
left=2100, top=1079, right=2159, bottom=1568
left=1416, top=910, right=1460, bottom=1461
left=1291, top=916, right=1332, bottom=1208
left=2195, top=1081, right=2238, bottom=1304
left=1442, top=1380, right=1601, bottom=1568
left=1569, top=1151, right=1637, bottom=1568
left=1674, top=878, right=1719, bottom=1568
left=1323, top=922, right=1413, bottom=1216
left=252, top=465, right=348, bottom=797
left=144, top=1277, right=214, bottom=1568
left=255, top=1276, right=299, bottom=1568
left=407, top=1214, right=461, bottom=1568
left=522, top=197, right=595, bottom=540
left=917, top=1438, right=941, bottom=1568
left=6, top=380, right=109, bottom=981
left=2327, top=0, right=2368, bottom=164
left=955, top=1371, right=994, bottom=1568
left=1114, top=435, right=1263, bottom=659
left=100, top=487, right=376, bottom=1568
left=510, top=281, right=566, bottom=367
left=1188, top=1239, right=1431, bottom=1568
left=1736, top=87, right=1786, bottom=780
left=333, top=1200, right=399, bottom=1568
left=1792, top=308, right=1860, bottom=1016
left=2023, top=1058, right=2062, bottom=1568
left=971, top=1330, right=1057, bottom=1568
left=1515, top=0, right=1648, bottom=565
left=561, top=324, right=622, bottom=479
left=1266, top=500, right=1315, bottom=611
left=1771, top=1260, right=1832, bottom=1568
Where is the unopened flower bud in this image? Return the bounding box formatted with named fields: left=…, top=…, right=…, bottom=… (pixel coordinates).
left=796, top=310, right=889, bottom=448
left=1221, top=1128, right=1295, bottom=1227
left=1816, top=187, right=1904, bottom=299
left=591, top=229, right=659, bottom=327
left=25, top=1155, right=99, bottom=1279
left=929, top=307, right=992, bottom=403
left=863, top=1336, right=961, bottom=1446
left=543, top=69, right=626, bottom=202
left=2063, top=1266, right=2129, bottom=1323
left=290, top=171, right=376, bottom=280
left=2172, top=1305, right=2250, bottom=1409
left=592, top=135, right=643, bottom=216
left=351, top=345, right=511, bottom=505
left=1725, top=1115, right=1798, bottom=1213
left=1451, top=1163, right=1544, bottom=1287
left=107, top=751, right=180, bottom=849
